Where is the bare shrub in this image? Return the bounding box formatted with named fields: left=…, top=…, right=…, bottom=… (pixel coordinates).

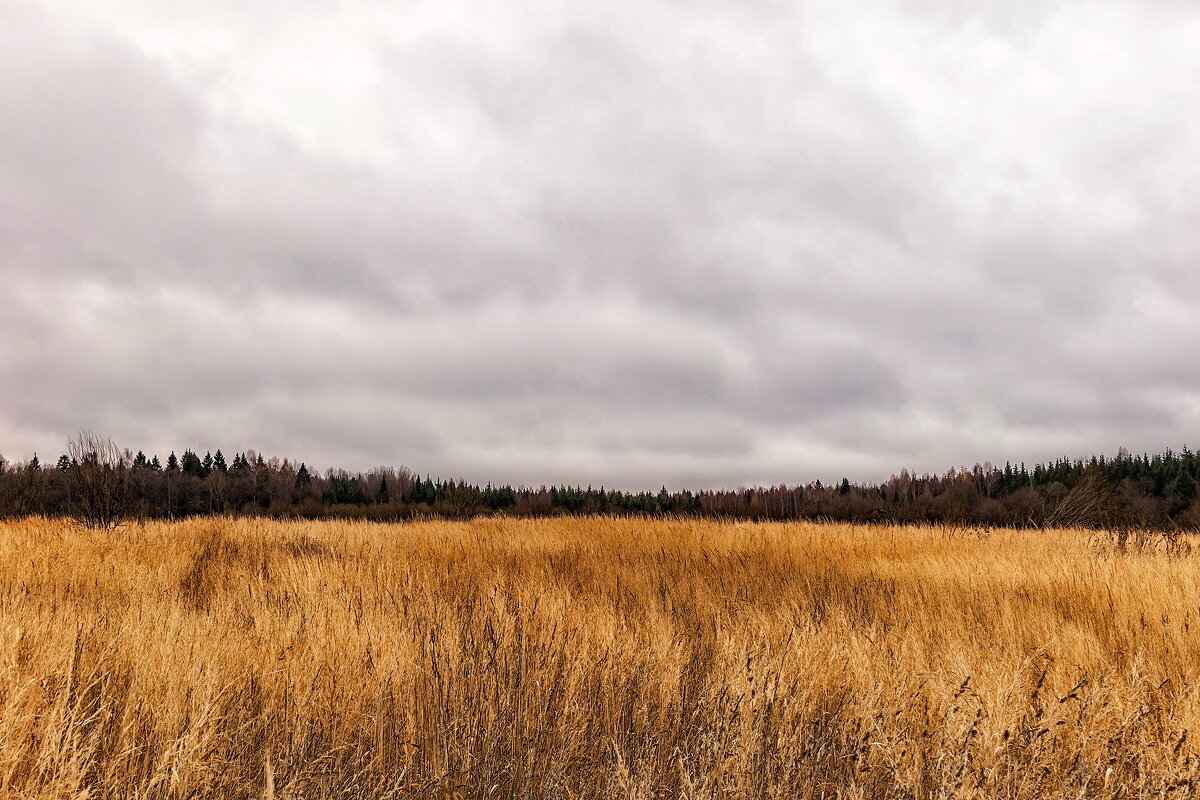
left=66, top=431, right=131, bottom=530
left=1045, top=470, right=1119, bottom=529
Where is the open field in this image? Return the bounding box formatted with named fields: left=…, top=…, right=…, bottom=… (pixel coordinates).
left=2, top=517, right=1200, bottom=798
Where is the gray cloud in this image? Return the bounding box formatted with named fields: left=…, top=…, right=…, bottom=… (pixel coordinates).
left=3, top=0, right=1200, bottom=488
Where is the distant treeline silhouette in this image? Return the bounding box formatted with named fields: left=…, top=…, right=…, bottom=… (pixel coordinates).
left=1, top=435, right=1198, bottom=529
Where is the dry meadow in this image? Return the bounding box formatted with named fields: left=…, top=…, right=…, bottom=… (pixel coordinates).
left=1, top=516, right=1199, bottom=798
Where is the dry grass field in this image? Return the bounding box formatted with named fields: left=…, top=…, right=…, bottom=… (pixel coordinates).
left=2, top=517, right=1200, bottom=798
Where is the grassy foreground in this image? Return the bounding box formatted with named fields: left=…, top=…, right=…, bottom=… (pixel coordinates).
left=1, top=518, right=1199, bottom=798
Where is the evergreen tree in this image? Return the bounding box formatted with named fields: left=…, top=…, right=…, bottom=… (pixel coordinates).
left=378, top=475, right=390, bottom=504
left=167, top=452, right=179, bottom=471
left=213, top=450, right=227, bottom=472
left=1170, top=469, right=1197, bottom=504
left=56, top=454, right=71, bottom=471
left=181, top=450, right=203, bottom=477
left=657, top=486, right=672, bottom=511
left=324, top=475, right=368, bottom=505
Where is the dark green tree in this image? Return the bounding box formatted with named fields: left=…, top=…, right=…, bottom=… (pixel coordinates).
left=1169, top=468, right=1197, bottom=507
left=181, top=450, right=203, bottom=477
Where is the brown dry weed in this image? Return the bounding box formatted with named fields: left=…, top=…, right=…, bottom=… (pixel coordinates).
left=1, top=516, right=1199, bottom=798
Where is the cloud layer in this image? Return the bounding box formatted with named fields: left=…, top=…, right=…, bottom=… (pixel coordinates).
left=3, top=1, right=1200, bottom=488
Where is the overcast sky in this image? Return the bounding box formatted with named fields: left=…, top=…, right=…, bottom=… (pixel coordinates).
left=3, top=1, right=1200, bottom=488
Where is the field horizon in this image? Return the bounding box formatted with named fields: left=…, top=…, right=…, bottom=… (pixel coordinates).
left=2, top=515, right=1199, bottom=798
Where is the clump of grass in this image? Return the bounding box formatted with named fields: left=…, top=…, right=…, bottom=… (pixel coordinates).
left=1, top=516, right=1200, bottom=798
left=177, top=525, right=242, bottom=611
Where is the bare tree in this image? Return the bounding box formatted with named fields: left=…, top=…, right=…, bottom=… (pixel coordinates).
left=66, top=431, right=131, bottom=529
left=1046, top=469, right=1119, bottom=529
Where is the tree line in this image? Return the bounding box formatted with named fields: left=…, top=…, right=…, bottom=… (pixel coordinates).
left=1, top=434, right=1198, bottom=529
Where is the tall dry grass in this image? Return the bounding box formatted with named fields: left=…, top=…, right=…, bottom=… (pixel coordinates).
left=1, top=516, right=1199, bottom=798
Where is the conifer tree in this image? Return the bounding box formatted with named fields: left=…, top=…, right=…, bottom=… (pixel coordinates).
left=1170, top=468, right=1197, bottom=504
left=181, top=450, right=203, bottom=477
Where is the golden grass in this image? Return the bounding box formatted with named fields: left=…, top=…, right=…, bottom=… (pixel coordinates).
left=1, top=516, right=1200, bottom=798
